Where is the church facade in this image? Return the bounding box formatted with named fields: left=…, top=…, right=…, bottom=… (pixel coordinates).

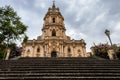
left=22, top=3, right=88, bottom=57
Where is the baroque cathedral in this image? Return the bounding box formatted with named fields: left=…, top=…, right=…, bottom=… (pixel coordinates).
left=22, top=2, right=88, bottom=57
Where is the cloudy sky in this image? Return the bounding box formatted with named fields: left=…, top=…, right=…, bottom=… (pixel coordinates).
left=1, top=0, right=120, bottom=52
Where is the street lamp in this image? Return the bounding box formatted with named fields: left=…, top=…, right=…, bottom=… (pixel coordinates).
left=105, top=29, right=112, bottom=46
left=105, top=29, right=118, bottom=59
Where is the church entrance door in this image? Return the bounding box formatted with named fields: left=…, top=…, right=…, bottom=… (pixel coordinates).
left=51, top=51, right=57, bottom=57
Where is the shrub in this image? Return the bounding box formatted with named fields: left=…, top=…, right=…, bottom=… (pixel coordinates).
left=91, top=43, right=120, bottom=59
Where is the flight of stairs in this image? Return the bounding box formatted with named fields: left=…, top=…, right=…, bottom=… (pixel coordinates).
left=0, top=57, right=120, bottom=80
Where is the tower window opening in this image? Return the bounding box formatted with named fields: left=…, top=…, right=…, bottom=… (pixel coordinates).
left=53, top=18, right=55, bottom=23
left=37, top=48, right=40, bottom=53
left=52, top=29, right=56, bottom=36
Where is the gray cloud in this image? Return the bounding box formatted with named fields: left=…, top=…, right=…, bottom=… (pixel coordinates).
left=0, top=0, right=120, bottom=51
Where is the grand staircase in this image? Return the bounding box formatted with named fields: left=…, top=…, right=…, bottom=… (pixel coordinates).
left=0, top=57, right=120, bottom=80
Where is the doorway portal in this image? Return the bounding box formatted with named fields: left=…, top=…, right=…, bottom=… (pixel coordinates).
left=51, top=51, right=57, bottom=57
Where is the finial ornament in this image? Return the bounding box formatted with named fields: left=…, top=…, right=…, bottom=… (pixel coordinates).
left=52, top=0, right=55, bottom=8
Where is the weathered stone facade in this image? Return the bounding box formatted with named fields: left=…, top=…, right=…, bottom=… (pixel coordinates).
left=22, top=3, right=87, bottom=57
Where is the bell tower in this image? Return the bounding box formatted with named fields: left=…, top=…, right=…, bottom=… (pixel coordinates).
left=22, top=1, right=87, bottom=58
left=41, top=1, right=67, bottom=40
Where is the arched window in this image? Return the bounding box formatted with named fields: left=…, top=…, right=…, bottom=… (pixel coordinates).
left=52, top=29, right=56, bottom=36
left=53, top=18, right=55, bottom=23
left=68, top=47, right=72, bottom=57
left=78, top=49, right=81, bottom=57
left=27, top=49, right=30, bottom=57
left=68, top=47, right=71, bottom=53
left=37, top=48, right=40, bottom=53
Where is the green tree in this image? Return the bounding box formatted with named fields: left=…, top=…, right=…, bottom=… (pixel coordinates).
left=0, top=5, right=28, bottom=59
left=23, top=35, right=28, bottom=43
left=0, top=5, right=27, bottom=45
left=91, top=43, right=120, bottom=59
left=0, top=44, right=5, bottom=59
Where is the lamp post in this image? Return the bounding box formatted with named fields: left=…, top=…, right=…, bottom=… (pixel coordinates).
left=105, top=29, right=112, bottom=46
left=105, top=29, right=117, bottom=59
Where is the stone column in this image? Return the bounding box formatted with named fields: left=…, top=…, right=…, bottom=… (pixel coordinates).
left=61, top=45, right=63, bottom=57
left=90, top=47, right=95, bottom=56
left=61, top=30, right=63, bottom=38
left=107, top=49, right=116, bottom=60
left=46, top=44, right=50, bottom=57
left=46, top=45, right=48, bottom=54
left=5, top=48, right=10, bottom=60
left=44, top=45, right=46, bottom=57
left=58, top=47, right=60, bottom=57
left=81, top=44, right=86, bottom=57
left=32, top=46, right=35, bottom=57
left=32, top=39, right=35, bottom=57
left=22, top=43, right=26, bottom=57
left=73, top=47, right=75, bottom=57
left=63, top=46, right=65, bottom=57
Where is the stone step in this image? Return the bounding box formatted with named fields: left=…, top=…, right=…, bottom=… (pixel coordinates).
left=3, top=63, right=120, bottom=66
left=1, top=65, right=120, bottom=68
left=17, top=58, right=119, bottom=63
left=6, top=64, right=120, bottom=67
left=17, top=57, right=116, bottom=61
left=8, top=66, right=120, bottom=69
left=2, top=62, right=120, bottom=64
left=0, top=57, right=120, bottom=80
left=1, top=76, right=120, bottom=80
left=2, top=63, right=118, bottom=66
left=2, top=68, right=120, bottom=71
left=19, top=57, right=95, bottom=59
left=0, top=73, right=120, bottom=77
left=2, top=60, right=117, bottom=63
left=9, top=65, right=120, bottom=68
left=14, top=62, right=118, bottom=65
left=0, top=70, right=120, bottom=74
left=3, top=57, right=117, bottom=60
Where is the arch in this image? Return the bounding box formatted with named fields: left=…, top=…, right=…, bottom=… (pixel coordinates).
left=67, top=47, right=72, bottom=57
left=68, top=47, right=71, bottom=53
left=52, top=29, right=56, bottom=36
left=27, top=49, right=30, bottom=57
left=51, top=51, right=57, bottom=57
left=78, top=49, right=81, bottom=57
left=52, top=18, right=55, bottom=23
left=37, top=47, right=40, bottom=53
